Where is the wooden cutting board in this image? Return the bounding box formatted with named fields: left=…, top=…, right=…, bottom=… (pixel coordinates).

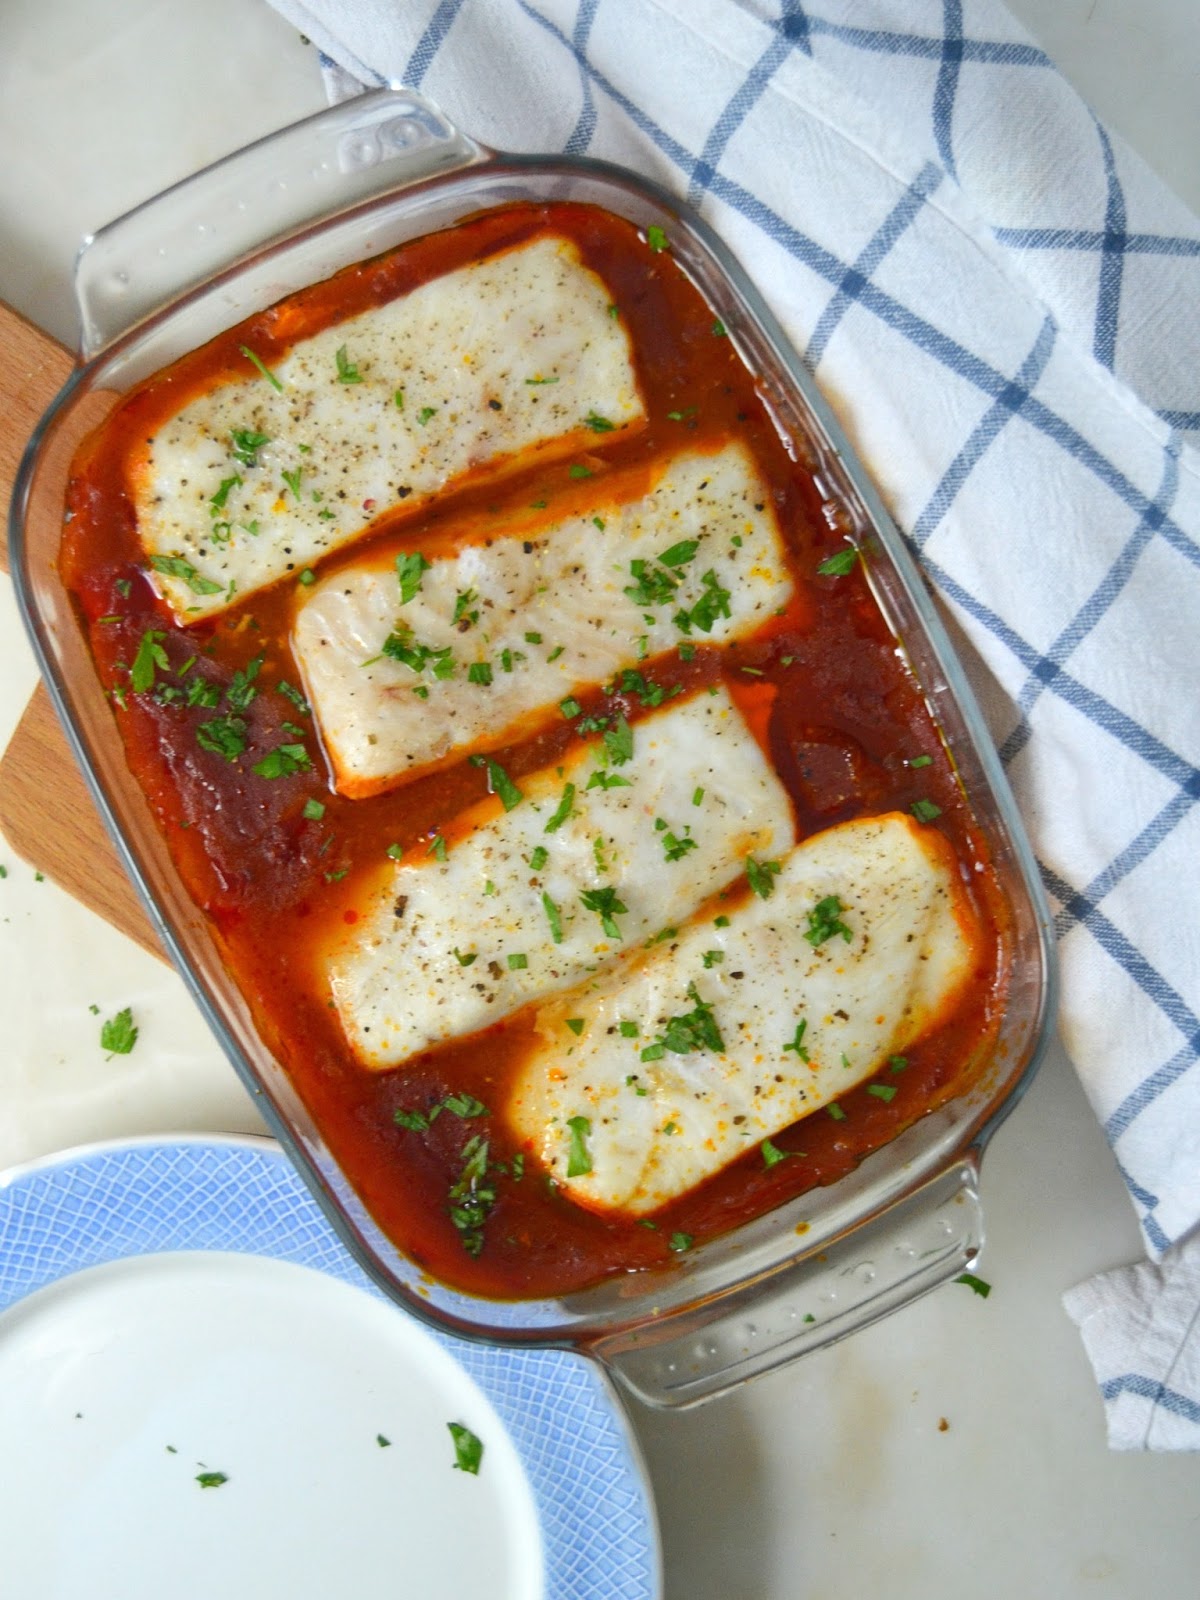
left=0, top=301, right=161, bottom=957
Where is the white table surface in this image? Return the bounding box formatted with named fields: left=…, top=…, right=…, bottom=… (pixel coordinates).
left=0, top=2, right=1197, bottom=1596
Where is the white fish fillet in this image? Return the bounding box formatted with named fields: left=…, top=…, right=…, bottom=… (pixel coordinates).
left=133, top=235, right=644, bottom=618
left=319, top=688, right=794, bottom=1069
left=507, top=814, right=979, bottom=1214
left=294, top=443, right=793, bottom=797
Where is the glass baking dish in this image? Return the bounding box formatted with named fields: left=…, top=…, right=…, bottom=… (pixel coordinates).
left=8, top=89, right=1056, bottom=1408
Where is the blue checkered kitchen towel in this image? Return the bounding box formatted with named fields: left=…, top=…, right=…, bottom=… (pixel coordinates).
left=266, top=0, right=1200, bottom=1449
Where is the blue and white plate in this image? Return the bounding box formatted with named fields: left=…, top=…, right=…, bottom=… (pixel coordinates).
left=0, top=1135, right=659, bottom=1600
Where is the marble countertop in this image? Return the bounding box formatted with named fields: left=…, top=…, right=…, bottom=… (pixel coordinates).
left=0, top=2, right=1197, bottom=1596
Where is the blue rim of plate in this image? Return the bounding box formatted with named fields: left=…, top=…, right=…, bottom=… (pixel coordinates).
left=0, top=1134, right=660, bottom=1600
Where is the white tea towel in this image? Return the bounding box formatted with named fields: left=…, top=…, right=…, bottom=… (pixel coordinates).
left=265, top=0, right=1200, bottom=1444
left=1064, top=1230, right=1200, bottom=1451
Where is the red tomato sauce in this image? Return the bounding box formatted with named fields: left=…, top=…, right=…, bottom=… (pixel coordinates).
left=62, top=202, right=1008, bottom=1298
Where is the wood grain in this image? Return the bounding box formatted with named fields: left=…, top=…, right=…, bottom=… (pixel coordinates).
left=0, top=300, right=162, bottom=956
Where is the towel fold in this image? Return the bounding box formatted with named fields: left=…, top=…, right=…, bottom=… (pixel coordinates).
left=265, top=0, right=1200, bottom=1446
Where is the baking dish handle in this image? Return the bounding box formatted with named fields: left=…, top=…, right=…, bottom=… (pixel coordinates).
left=590, top=1158, right=985, bottom=1410
left=73, top=88, right=487, bottom=360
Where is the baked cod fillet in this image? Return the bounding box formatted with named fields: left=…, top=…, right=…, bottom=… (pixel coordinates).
left=293, top=442, right=793, bottom=797
left=132, top=235, right=644, bottom=618
left=318, top=688, right=794, bottom=1069
left=507, top=813, right=982, bottom=1214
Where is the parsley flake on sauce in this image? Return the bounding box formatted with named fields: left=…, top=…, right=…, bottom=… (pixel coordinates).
left=646, top=225, right=670, bottom=253
left=468, top=755, right=522, bottom=812
left=302, top=798, right=326, bottom=821
left=911, top=798, right=943, bottom=823
left=566, top=1115, right=593, bottom=1176
left=668, top=1232, right=694, bottom=1253
left=100, top=1007, right=138, bottom=1056
left=447, top=1136, right=496, bottom=1256
left=761, top=1138, right=788, bottom=1168
left=196, top=716, right=248, bottom=761
left=867, top=1083, right=898, bottom=1103
left=448, top=1423, right=484, bottom=1475
left=130, top=630, right=169, bottom=694
left=252, top=744, right=311, bottom=780
left=804, top=894, right=853, bottom=947
left=817, top=548, right=858, bottom=577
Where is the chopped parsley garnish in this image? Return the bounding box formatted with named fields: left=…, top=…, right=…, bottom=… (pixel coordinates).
left=668, top=1232, right=693, bottom=1253
left=447, top=1136, right=495, bottom=1257
left=783, top=1019, right=810, bottom=1060
left=544, top=782, right=576, bottom=834
left=584, top=412, right=615, bottom=432
left=701, top=949, right=723, bottom=968
left=225, top=655, right=262, bottom=713
left=278, top=679, right=311, bottom=716
left=542, top=891, right=564, bottom=943
left=394, top=1093, right=489, bottom=1132
left=229, top=427, right=270, bottom=467
left=642, top=982, right=723, bottom=1060
left=428, top=835, right=448, bottom=861
left=911, top=798, right=943, bottom=823
left=335, top=344, right=363, bottom=383
left=909, top=754, right=933, bottom=768
left=454, top=948, right=477, bottom=967
left=559, top=697, right=582, bottom=719
left=692, top=787, right=705, bottom=805
left=660, top=538, right=700, bottom=569
left=385, top=843, right=404, bottom=860
left=593, top=516, right=606, bottom=532
left=381, top=627, right=455, bottom=679
left=675, top=569, right=732, bottom=634
left=602, top=715, right=634, bottom=767
left=889, top=1055, right=908, bottom=1073
left=252, top=743, right=311, bottom=779
left=646, top=225, right=670, bottom=252
left=624, top=557, right=679, bottom=609
left=416, top=405, right=437, bottom=425
left=565, top=1017, right=585, bottom=1037
left=238, top=344, right=283, bottom=391
left=529, top=845, right=549, bottom=871
left=100, top=1007, right=138, bottom=1055
left=281, top=467, right=303, bottom=499
left=507, top=952, right=528, bottom=970
left=956, top=1272, right=992, bottom=1297
left=568, top=464, right=593, bottom=480
left=712, top=319, right=727, bottom=337
left=149, top=554, right=223, bottom=596
left=195, top=1471, right=229, bottom=1489
left=525, top=375, right=559, bottom=386
left=817, top=548, right=858, bottom=577
left=448, top=1423, right=484, bottom=1474
left=565, top=1115, right=592, bottom=1176
left=661, top=828, right=696, bottom=863
left=619, top=1021, right=640, bottom=1039
left=761, top=1138, right=788, bottom=1168
left=586, top=770, right=631, bottom=791
left=524, top=631, right=543, bottom=645
left=745, top=856, right=782, bottom=900
left=867, top=1083, right=897, bottom=1103
left=196, top=715, right=248, bottom=761
left=396, top=551, right=431, bottom=604
left=130, top=630, right=170, bottom=693
left=471, top=755, right=522, bottom=811
left=394, top=388, right=405, bottom=409
left=579, top=885, right=627, bottom=940
left=827, top=1102, right=847, bottom=1121
left=804, top=894, right=853, bottom=947
left=616, top=669, right=669, bottom=707
left=453, top=588, right=480, bottom=627
left=467, top=661, right=493, bottom=686
left=302, top=798, right=326, bottom=821
left=546, top=644, right=565, bottom=662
